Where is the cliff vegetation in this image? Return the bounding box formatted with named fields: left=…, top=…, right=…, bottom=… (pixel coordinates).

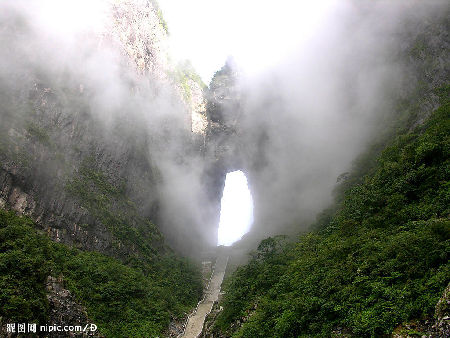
left=212, top=86, right=449, bottom=337
left=0, top=209, right=202, bottom=337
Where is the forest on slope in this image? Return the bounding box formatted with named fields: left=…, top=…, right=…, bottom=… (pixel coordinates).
left=210, top=86, right=449, bottom=337
left=0, top=210, right=202, bottom=336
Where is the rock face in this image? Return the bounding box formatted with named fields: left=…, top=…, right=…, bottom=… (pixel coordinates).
left=202, top=60, right=246, bottom=244
left=0, top=0, right=213, bottom=259
left=0, top=276, right=99, bottom=338
left=45, top=276, right=101, bottom=337
left=106, top=0, right=170, bottom=79
left=433, top=283, right=450, bottom=337
left=0, top=78, right=162, bottom=259
left=391, top=283, right=450, bottom=337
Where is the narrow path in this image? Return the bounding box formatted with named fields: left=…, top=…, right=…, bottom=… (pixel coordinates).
left=183, top=255, right=229, bottom=338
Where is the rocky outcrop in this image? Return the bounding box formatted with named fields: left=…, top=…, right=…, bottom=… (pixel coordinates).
left=0, top=276, right=99, bottom=338
left=431, top=282, right=450, bottom=337
left=434, top=283, right=450, bottom=336
left=106, top=0, right=170, bottom=79
left=392, top=283, right=450, bottom=337
left=201, top=60, right=246, bottom=242
left=45, top=276, right=101, bottom=337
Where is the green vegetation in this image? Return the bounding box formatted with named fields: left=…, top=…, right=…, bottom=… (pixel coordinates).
left=26, top=122, right=51, bottom=146
left=150, top=0, right=169, bottom=34
left=169, top=60, right=206, bottom=103
left=0, top=209, right=202, bottom=337
left=214, top=87, right=450, bottom=337
left=0, top=71, right=203, bottom=336
left=65, top=157, right=163, bottom=259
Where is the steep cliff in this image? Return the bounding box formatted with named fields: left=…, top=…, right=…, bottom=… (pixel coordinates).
left=0, top=0, right=212, bottom=256
left=0, top=1, right=206, bottom=336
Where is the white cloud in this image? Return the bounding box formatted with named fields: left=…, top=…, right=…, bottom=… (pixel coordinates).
left=158, top=0, right=337, bottom=83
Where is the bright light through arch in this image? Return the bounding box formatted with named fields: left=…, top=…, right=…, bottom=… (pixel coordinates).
left=217, top=170, right=254, bottom=246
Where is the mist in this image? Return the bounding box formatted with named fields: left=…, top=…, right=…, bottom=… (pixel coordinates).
left=0, top=0, right=447, bottom=257
left=209, top=0, right=448, bottom=243
left=0, top=0, right=217, bottom=255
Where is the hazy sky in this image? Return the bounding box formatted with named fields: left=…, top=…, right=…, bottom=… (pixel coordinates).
left=158, top=0, right=337, bottom=83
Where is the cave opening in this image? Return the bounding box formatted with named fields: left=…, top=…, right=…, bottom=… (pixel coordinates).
left=217, top=170, right=254, bottom=246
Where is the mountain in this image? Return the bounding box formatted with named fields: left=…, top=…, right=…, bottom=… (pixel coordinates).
left=0, top=1, right=448, bottom=337
left=0, top=1, right=208, bottom=336
left=201, top=4, right=450, bottom=337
